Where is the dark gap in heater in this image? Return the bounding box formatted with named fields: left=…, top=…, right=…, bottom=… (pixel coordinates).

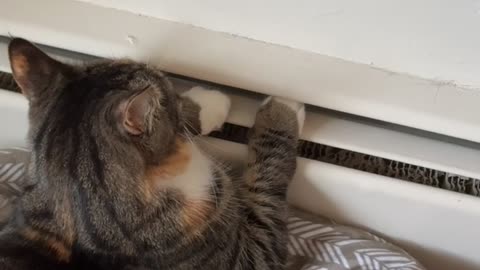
left=210, top=123, right=480, bottom=197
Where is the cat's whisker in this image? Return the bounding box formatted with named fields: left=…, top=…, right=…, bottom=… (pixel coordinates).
left=182, top=119, right=201, bottom=136
left=191, top=138, right=233, bottom=171
left=181, top=119, right=232, bottom=168
left=181, top=126, right=231, bottom=210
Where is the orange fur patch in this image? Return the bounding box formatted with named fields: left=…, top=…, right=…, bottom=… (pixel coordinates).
left=20, top=193, right=75, bottom=263
left=59, top=193, right=75, bottom=247
left=182, top=200, right=213, bottom=234
left=143, top=138, right=192, bottom=200
left=148, top=139, right=191, bottom=178
left=21, top=227, right=72, bottom=262
left=143, top=139, right=213, bottom=234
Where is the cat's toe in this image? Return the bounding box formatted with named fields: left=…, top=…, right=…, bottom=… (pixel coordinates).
left=182, top=86, right=231, bottom=135
left=261, top=96, right=305, bottom=133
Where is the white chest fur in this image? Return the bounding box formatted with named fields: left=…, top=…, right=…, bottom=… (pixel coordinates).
left=154, top=142, right=214, bottom=201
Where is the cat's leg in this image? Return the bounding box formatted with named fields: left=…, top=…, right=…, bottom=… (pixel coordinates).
left=242, top=97, right=304, bottom=268
left=245, top=96, right=304, bottom=207
left=180, top=86, right=231, bottom=135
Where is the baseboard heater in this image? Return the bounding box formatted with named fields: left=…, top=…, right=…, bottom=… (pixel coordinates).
left=1, top=1, right=480, bottom=269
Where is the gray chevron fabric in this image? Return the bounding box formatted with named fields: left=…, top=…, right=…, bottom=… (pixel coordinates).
left=0, top=149, right=425, bottom=269
left=287, top=209, right=425, bottom=270
left=0, top=148, right=30, bottom=227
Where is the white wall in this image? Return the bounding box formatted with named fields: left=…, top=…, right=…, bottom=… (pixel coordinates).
left=3, top=0, right=480, bottom=142
left=79, top=0, right=480, bottom=89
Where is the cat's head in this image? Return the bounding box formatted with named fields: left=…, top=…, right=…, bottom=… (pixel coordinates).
left=8, top=38, right=199, bottom=168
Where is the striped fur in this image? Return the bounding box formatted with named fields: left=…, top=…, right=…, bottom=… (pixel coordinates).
left=0, top=38, right=303, bottom=270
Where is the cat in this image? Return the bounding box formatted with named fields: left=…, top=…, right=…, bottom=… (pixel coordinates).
left=0, top=38, right=305, bottom=270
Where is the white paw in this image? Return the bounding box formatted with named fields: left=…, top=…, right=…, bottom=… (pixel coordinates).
left=182, top=86, right=231, bottom=135
left=263, top=96, right=305, bottom=133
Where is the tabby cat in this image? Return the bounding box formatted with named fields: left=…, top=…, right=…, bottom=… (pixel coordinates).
left=0, top=38, right=305, bottom=270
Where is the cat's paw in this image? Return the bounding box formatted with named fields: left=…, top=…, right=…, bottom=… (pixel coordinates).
left=261, top=96, right=305, bottom=133
left=182, top=86, right=231, bottom=135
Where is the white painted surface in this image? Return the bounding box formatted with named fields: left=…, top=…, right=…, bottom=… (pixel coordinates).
left=0, top=90, right=28, bottom=148
left=2, top=89, right=480, bottom=270
left=79, top=0, right=480, bottom=89
left=1, top=0, right=480, bottom=143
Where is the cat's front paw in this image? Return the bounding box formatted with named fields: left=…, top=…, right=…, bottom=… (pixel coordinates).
left=182, top=86, right=231, bottom=135
left=261, top=96, right=305, bottom=133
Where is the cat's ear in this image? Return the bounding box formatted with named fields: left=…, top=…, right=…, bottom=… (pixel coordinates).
left=8, top=38, right=70, bottom=100
left=119, top=87, right=158, bottom=136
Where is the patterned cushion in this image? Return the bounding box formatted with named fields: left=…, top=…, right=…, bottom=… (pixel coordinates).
left=0, top=150, right=425, bottom=269
left=287, top=208, right=425, bottom=270
left=0, top=148, right=30, bottom=226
